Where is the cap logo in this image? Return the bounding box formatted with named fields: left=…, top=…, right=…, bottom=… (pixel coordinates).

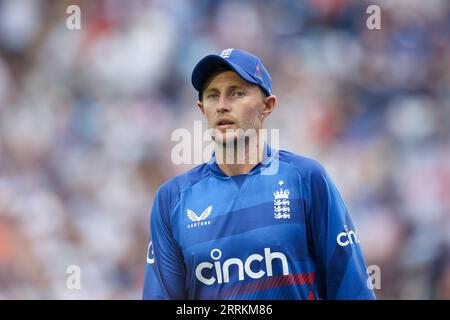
left=255, top=64, right=263, bottom=78
left=220, top=48, right=234, bottom=59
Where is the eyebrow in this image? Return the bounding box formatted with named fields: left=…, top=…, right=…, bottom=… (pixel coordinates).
left=204, top=84, right=247, bottom=95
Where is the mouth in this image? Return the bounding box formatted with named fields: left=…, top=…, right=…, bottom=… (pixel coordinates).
left=216, top=119, right=236, bottom=130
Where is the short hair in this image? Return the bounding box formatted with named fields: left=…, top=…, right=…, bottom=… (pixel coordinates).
left=199, top=64, right=231, bottom=101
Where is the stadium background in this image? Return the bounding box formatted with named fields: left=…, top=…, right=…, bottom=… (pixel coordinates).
left=0, top=0, right=449, bottom=299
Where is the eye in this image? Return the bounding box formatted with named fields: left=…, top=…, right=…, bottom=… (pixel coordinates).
left=233, top=90, right=246, bottom=97
left=206, top=93, right=219, bottom=100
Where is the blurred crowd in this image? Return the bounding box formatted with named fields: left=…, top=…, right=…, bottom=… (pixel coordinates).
left=0, top=0, right=449, bottom=299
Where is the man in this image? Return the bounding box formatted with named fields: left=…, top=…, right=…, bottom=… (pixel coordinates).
left=142, top=48, right=376, bottom=300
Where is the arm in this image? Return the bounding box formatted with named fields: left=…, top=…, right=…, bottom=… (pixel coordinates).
left=306, top=166, right=376, bottom=300
left=142, top=185, right=187, bottom=299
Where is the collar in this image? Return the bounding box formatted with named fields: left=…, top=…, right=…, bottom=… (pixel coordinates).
left=207, top=143, right=277, bottom=178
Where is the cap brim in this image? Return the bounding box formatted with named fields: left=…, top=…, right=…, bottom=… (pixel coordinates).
left=191, top=55, right=259, bottom=93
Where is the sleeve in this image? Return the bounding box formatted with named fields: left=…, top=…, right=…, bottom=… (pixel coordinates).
left=305, top=165, right=376, bottom=300
left=142, top=185, right=187, bottom=299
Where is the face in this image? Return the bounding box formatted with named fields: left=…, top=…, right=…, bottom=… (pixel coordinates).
left=197, top=70, right=276, bottom=144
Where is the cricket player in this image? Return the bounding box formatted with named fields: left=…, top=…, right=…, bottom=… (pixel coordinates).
left=142, top=48, right=376, bottom=300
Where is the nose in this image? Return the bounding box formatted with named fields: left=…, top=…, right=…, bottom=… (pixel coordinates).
left=217, top=95, right=231, bottom=113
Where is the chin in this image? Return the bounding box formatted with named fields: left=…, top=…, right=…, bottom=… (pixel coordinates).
left=212, top=131, right=239, bottom=146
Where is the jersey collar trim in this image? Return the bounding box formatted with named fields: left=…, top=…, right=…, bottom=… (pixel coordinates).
left=206, top=143, right=275, bottom=178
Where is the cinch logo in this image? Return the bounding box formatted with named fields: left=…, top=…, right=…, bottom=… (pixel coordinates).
left=337, top=225, right=360, bottom=247
left=195, top=247, right=289, bottom=285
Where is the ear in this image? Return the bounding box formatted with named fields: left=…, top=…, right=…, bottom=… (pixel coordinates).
left=261, top=95, right=276, bottom=119
left=197, top=100, right=206, bottom=117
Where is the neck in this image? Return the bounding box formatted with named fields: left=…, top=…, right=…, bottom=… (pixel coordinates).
left=214, top=137, right=265, bottom=176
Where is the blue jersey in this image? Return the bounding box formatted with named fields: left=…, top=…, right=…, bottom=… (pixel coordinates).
left=142, top=145, right=376, bottom=300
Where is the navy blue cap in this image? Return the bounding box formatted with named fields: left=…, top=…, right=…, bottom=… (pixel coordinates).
left=191, top=48, right=273, bottom=97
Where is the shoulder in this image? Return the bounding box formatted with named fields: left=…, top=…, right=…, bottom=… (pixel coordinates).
left=277, top=149, right=332, bottom=200
left=155, top=163, right=211, bottom=205
left=278, top=149, right=327, bottom=179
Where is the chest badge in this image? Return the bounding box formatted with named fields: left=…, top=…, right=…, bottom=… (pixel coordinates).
left=273, top=180, right=291, bottom=219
